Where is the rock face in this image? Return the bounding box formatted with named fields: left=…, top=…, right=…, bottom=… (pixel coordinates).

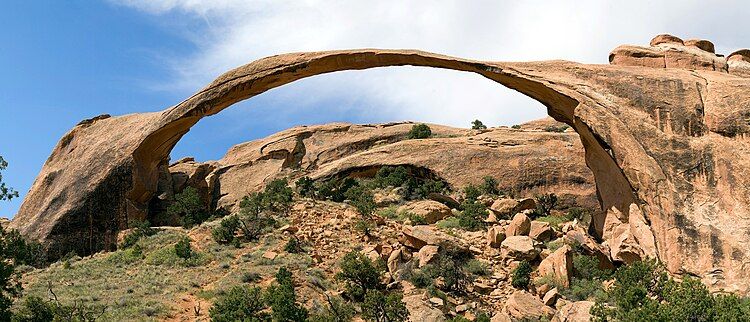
left=398, top=200, right=452, bottom=224
left=11, top=35, right=750, bottom=294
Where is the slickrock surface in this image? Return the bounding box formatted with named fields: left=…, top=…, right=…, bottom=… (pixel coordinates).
left=11, top=34, right=750, bottom=293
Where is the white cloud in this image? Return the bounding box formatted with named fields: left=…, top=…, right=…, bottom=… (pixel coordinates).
left=112, top=0, right=750, bottom=127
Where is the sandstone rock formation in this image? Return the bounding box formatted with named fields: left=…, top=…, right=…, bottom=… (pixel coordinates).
left=11, top=35, right=750, bottom=294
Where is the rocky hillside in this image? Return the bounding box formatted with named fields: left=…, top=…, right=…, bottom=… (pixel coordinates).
left=18, top=161, right=604, bottom=321
left=153, top=118, right=596, bottom=222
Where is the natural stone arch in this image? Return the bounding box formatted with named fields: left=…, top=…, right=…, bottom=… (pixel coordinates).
left=12, top=36, right=750, bottom=294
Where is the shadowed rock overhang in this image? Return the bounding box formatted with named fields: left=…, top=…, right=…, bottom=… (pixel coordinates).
left=11, top=34, right=750, bottom=294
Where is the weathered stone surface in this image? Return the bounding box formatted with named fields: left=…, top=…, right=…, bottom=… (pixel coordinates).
left=398, top=200, right=451, bottom=224
left=504, top=290, right=555, bottom=321
left=501, top=236, right=538, bottom=261
left=530, top=221, right=554, bottom=242
left=506, top=213, right=531, bottom=237
left=552, top=301, right=594, bottom=322
left=417, top=245, right=439, bottom=267
left=12, top=36, right=750, bottom=294
left=487, top=226, right=506, bottom=248
left=543, top=288, right=561, bottom=307
left=490, top=199, right=518, bottom=216
left=537, top=245, right=573, bottom=287
left=400, top=225, right=457, bottom=250
left=402, top=294, right=446, bottom=322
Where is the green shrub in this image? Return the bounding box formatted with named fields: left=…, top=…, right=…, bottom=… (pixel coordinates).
left=12, top=294, right=105, bottom=322
left=361, top=290, right=408, bottom=322
left=295, top=176, right=316, bottom=198
left=120, top=221, right=157, bottom=249
left=309, top=295, right=355, bottom=322
left=262, top=179, right=294, bottom=213
left=354, top=219, right=375, bottom=237
left=318, top=178, right=359, bottom=202
left=511, top=261, right=532, bottom=289
left=336, top=251, right=383, bottom=301
left=12, top=295, right=54, bottom=321
left=544, top=125, right=569, bottom=133
left=345, top=185, right=376, bottom=217
left=463, top=259, right=490, bottom=277
left=435, top=217, right=461, bottom=230
left=479, top=176, right=500, bottom=196
left=592, top=260, right=750, bottom=321
left=511, top=124, right=521, bottom=129
left=463, top=185, right=481, bottom=203
left=400, top=212, right=427, bottom=225
left=0, top=228, right=45, bottom=268
left=167, top=187, right=209, bottom=228
left=174, top=237, right=193, bottom=259
left=236, top=194, right=277, bottom=241
left=534, top=193, right=558, bottom=217
left=407, top=124, right=432, bottom=139
left=209, top=285, right=268, bottom=322
left=266, top=267, right=308, bottom=321
left=408, top=269, right=432, bottom=288
left=377, top=206, right=398, bottom=219
left=457, top=202, right=486, bottom=231
left=422, top=245, right=473, bottom=292
left=373, top=166, right=447, bottom=200
left=471, top=120, right=487, bottom=130
left=284, top=237, right=304, bottom=254
left=211, top=215, right=241, bottom=245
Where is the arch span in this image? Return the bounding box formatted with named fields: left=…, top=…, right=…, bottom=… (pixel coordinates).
left=14, top=37, right=750, bottom=293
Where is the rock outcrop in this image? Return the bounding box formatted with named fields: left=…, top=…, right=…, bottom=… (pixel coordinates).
left=11, top=35, right=750, bottom=294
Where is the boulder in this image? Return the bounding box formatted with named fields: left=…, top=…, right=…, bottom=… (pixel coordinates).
left=490, top=199, right=518, bottom=216
left=543, top=288, right=561, bottom=307
left=650, top=34, right=684, bottom=46
left=398, top=200, right=452, bottom=224
left=565, top=229, right=615, bottom=271
left=400, top=225, right=460, bottom=250
left=530, top=221, right=554, bottom=241
left=505, top=213, right=531, bottom=236
left=536, top=245, right=574, bottom=287
left=402, top=294, right=445, bottom=322
left=487, top=226, right=506, bottom=248
left=552, top=301, right=594, bottom=322
left=504, top=290, right=555, bottom=321
left=684, top=39, right=715, bottom=53
left=416, top=245, right=440, bottom=267
left=501, top=236, right=539, bottom=261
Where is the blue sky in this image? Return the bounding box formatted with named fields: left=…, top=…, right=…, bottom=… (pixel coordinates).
left=2, top=1, right=749, bottom=217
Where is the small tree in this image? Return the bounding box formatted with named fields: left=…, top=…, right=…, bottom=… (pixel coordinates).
left=471, top=120, right=487, bottom=130
left=236, top=193, right=277, bottom=241
left=174, top=237, right=193, bottom=259
left=345, top=185, right=376, bottom=217
left=407, top=124, right=432, bottom=139
left=535, top=193, right=558, bottom=217
left=167, top=187, right=208, bottom=228
left=511, top=261, right=532, bottom=290
left=457, top=202, right=487, bottom=231
left=361, top=290, right=408, bottom=322
left=0, top=156, right=18, bottom=201
left=266, top=267, right=308, bottom=321
left=295, top=177, right=316, bottom=199
left=336, top=251, right=383, bottom=301
left=479, top=176, right=499, bottom=196
left=263, top=179, right=294, bottom=214
left=209, top=285, right=268, bottom=322
left=284, top=237, right=304, bottom=254
left=463, top=185, right=481, bottom=203
left=211, top=215, right=241, bottom=245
